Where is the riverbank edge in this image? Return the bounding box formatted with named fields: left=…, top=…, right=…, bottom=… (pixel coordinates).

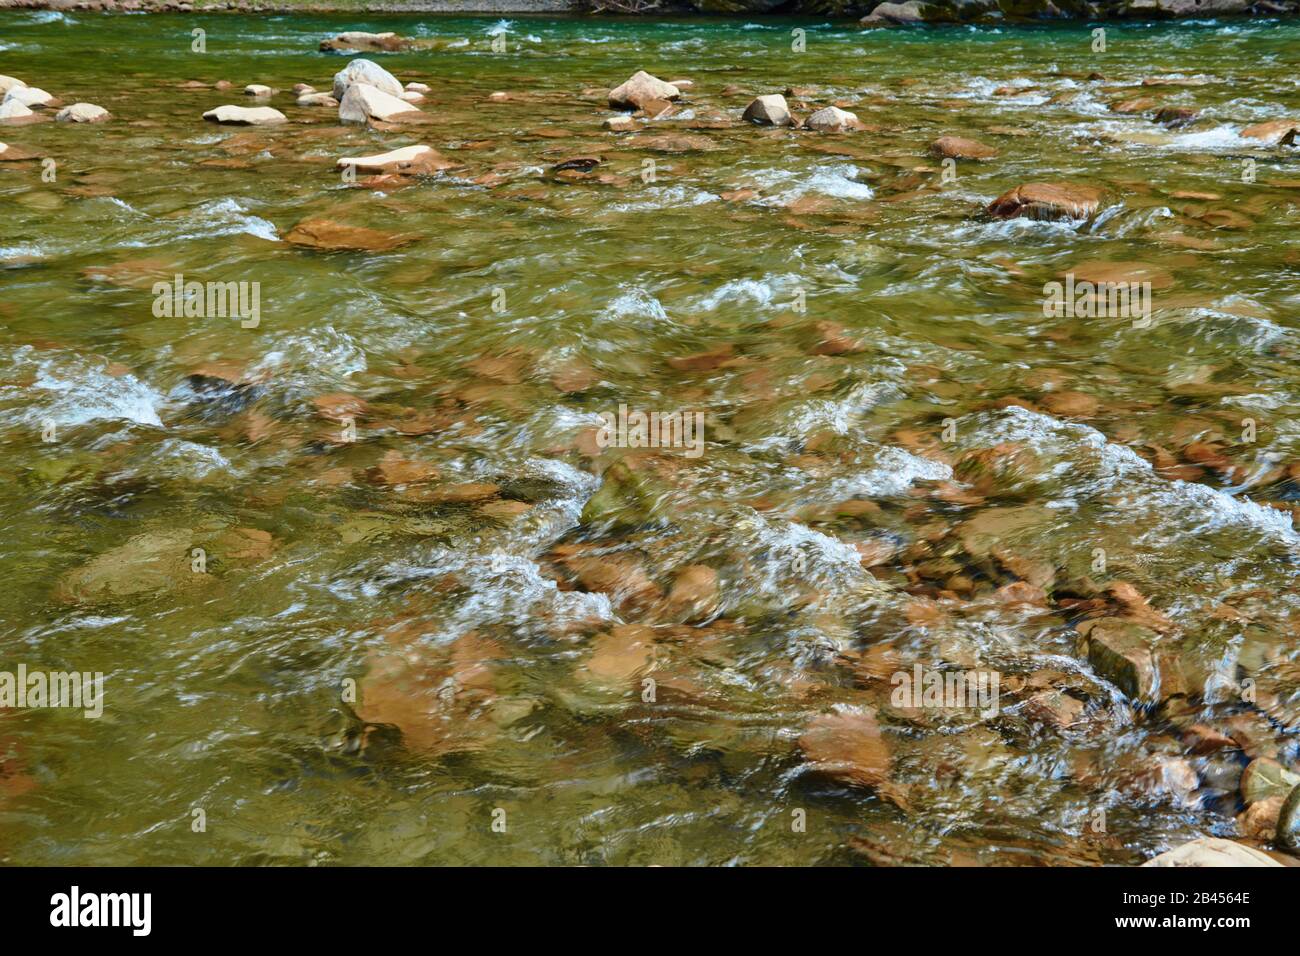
left=1, top=0, right=1297, bottom=19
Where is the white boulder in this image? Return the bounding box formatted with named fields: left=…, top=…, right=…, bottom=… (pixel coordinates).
left=338, top=83, right=422, bottom=124
left=56, top=103, right=111, bottom=123
left=202, top=105, right=288, bottom=126
left=331, top=58, right=403, bottom=100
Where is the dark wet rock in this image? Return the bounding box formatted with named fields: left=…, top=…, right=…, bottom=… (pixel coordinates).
left=1083, top=618, right=1160, bottom=702
left=182, top=372, right=262, bottom=417
left=986, top=182, right=1103, bottom=221
left=552, top=154, right=602, bottom=172
left=742, top=94, right=794, bottom=127
left=1154, top=106, right=1198, bottom=128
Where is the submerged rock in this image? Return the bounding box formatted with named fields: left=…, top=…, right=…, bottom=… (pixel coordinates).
left=0, top=142, right=41, bottom=161
left=986, top=182, right=1103, bottom=221
left=1142, top=837, right=1282, bottom=867
left=56, top=529, right=206, bottom=605
left=1084, top=619, right=1160, bottom=702
left=296, top=92, right=339, bottom=107
left=202, top=105, right=287, bottom=126
left=55, top=103, right=110, bottom=123
left=331, top=58, right=404, bottom=101
left=930, top=135, right=997, bottom=160
left=1111, top=96, right=1158, bottom=114
left=338, top=84, right=423, bottom=124
left=799, top=706, right=897, bottom=793
left=320, top=32, right=411, bottom=54
left=742, top=93, right=794, bottom=127
left=281, top=218, right=419, bottom=252
left=608, top=71, right=680, bottom=111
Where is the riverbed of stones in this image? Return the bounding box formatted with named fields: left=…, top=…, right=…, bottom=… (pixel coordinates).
left=3, top=29, right=1300, bottom=867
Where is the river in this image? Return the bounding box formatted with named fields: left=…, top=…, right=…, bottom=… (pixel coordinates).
left=1, top=12, right=1298, bottom=865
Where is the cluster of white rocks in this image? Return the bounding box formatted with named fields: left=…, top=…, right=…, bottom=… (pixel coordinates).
left=0, top=73, right=109, bottom=125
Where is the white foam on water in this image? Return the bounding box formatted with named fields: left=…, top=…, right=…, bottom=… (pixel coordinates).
left=598, top=287, right=669, bottom=323
left=606, top=185, right=718, bottom=213
left=692, top=275, right=801, bottom=312
left=1, top=349, right=166, bottom=429
left=728, top=508, right=888, bottom=603
left=22, top=10, right=69, bottom=23
left=251, top=328, right=368, bottom=387
left=1166, top=124, right=1257, bottom=150
left=826, top=445, right=954, bottom=499
left=749, top=164, right=874, bottom=204
left=188, top=197, right=279, bottom=242
left=966, top=406, right=1300, bottom=545
left=149, top=438, right=235, bottom=479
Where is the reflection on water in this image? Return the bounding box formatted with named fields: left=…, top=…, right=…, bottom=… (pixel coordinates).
left=1, top=12, right=1298, bottom=865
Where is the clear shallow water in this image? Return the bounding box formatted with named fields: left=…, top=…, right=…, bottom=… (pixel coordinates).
left=1, top=12, right=1299, bottom=865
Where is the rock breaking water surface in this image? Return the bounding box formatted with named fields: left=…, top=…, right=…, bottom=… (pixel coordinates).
left=1, top=13, right=1299, bottom=865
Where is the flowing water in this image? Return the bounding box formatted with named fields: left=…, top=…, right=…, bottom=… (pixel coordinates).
left=2, top=12, right=1299, bottom=866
